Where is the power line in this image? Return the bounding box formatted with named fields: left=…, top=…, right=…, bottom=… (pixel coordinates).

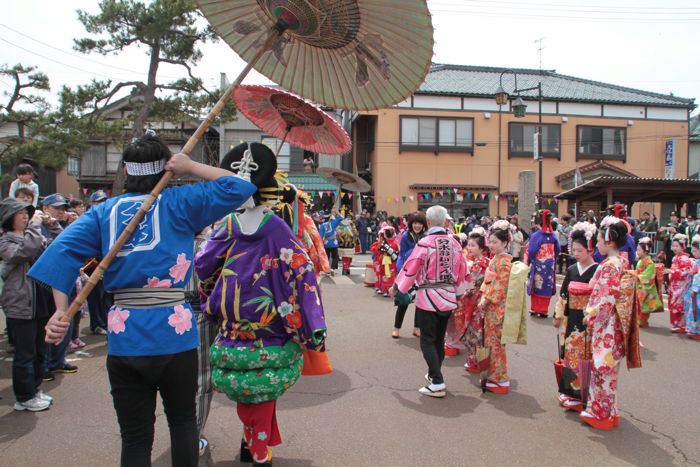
left=0, top=35, right=129, bottom=81
left=429, top=8, right=700, bottom=23
left=0, top=23, right=181, bottom=80
left=431, top=0, right=700, bottom=13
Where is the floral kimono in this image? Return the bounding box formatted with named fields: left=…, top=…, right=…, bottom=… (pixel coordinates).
left=684, top=258, right=700, bottom=336
left=635, top=255, right=663, bottom=326
left=555, top=262, right=598, bottom=401
left=526, top=230, right=560, bottom=315
left=583, top=255, right=641, bottom=421
left=668, top=253, right=694, bottom=331
left=480, top=252, right=513, bottom=383
left=461, top=254, right=490, bottom=368
left=445, top=248, right=473, bottom=352
left=196, top=211, right=327, bottom=463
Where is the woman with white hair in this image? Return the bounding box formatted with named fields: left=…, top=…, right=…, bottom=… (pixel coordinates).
left=392, top=205, right=468, bottom=398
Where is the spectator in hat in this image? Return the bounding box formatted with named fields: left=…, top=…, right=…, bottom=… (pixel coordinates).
left=0, top=197, right=52, bottom=411
left=90, top=190, right=109, bottom=208
left=8, top=164, right=39, bottom=207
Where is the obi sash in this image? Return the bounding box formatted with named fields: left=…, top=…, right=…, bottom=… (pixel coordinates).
left=113, top=287, right=186, bottom=309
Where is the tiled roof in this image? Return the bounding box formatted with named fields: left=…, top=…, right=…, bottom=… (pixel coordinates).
left=418, top=64, right=695, bottom=109
left=555, top=160, right=637, bottom=182
left=691, top=115, right=700, bottom=142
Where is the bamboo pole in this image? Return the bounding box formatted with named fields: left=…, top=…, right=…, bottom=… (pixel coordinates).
left=59, top=28, right=283, bottom=323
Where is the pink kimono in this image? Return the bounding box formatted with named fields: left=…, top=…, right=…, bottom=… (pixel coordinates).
left=395, top=232, right=469, bottom=312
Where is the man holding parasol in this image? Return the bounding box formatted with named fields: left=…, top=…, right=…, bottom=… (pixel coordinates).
left=30, top=134, right=256, bottom=466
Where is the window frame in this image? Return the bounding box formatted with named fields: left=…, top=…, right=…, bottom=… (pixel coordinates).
left=507, top=122, right=562, bottom=159
left=576, top=125, right=627, bottom=162
left=67, top=157, right=80, bottom=177
left=399, top=115, right=474, bottom=154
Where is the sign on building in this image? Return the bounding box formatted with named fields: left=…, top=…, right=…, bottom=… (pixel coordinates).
left=664, top=140, right=676, bottom=179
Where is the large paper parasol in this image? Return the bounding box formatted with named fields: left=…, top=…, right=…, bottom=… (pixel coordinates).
left=317, top=167, right=370, bottom=192
left=233, top=85, right=351, bottom=155
left=198, top=0, right=434, bottom=111
left=58, top=1, right=432, bottom=325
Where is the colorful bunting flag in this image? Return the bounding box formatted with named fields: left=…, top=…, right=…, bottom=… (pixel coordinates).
left=82, top=187, right=88, bottom=195
left=402, top=196, right=407, bottom=203
left=409, top=195, right=415, bottom=201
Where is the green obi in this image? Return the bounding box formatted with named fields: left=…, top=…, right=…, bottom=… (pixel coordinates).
left=210, top=340, right=304, bottom=404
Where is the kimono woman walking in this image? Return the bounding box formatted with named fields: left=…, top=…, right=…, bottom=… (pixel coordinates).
left=32, top=135, right=256, bottom=466
left=479, top=221, right=514, bottom=394
left=684, top=235, right=700, bottom=340
left=580, top=217, right=641, bottom=431
left=635, top=237, right=663, bottom=328
left=553, top=223, right=598, bottom=412
left=666, top=233, right=694, bottom=333
left=526, top=210, right=560, bottom=318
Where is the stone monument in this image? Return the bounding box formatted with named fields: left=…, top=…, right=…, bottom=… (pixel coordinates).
left=518, top=170, right=536, bottom=234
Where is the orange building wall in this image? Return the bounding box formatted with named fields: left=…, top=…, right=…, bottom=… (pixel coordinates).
left=55, top=168, right=80, bottom=199
left=370, top=107, right=689, bottom=218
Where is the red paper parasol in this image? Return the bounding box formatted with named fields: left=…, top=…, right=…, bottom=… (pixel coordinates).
left=234, top=85, right=351, bottom=155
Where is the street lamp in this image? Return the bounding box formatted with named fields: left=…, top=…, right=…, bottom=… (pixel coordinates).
left=494, top=69, right=544, bottom=209
left=495, top=85, right=509, bottom=106
left=512, top=97, right=527, bottom=118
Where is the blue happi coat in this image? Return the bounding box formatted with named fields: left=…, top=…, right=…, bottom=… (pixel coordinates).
left=28, top=177, right=255, bottom=357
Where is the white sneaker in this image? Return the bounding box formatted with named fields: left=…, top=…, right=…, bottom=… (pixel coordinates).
left=198, top=438, right=209, bottom=457
left=419, top=383, right=446, bottom=398
left=14, top=396, right=51, bottom=412
left=36, top=390, right=53, bottom=403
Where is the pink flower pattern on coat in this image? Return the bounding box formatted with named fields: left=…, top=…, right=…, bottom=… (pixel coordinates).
left=168, top=304, right=193, bottom=335
left=169, top=253, right=191, bottom=284
left=584, top=255, right=628, bottom=421
left=108, top=307, right=130, bottom=334
left=144, top=277, right=172, bottom=288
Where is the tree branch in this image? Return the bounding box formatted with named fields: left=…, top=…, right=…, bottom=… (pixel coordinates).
left=159, top=58, right=213, bottom=97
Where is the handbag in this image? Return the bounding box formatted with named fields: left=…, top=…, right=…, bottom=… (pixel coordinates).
left=394, top=291, right=413, bottom=307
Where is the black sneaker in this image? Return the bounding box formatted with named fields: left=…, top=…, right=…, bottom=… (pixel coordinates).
left=42, top=372, right=55, bottom=382
left=52, top=364, right=78, bottom=374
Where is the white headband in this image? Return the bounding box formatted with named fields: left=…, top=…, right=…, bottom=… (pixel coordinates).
left=125, top=159, right=166, bottom=176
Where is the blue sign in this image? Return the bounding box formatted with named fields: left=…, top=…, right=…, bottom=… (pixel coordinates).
left=664, top=140, right=675, bottom=179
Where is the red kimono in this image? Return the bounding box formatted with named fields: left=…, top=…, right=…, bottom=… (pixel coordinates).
left=370, top=227, right=398, bottom=295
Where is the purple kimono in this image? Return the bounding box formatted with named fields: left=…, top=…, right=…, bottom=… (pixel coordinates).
left=527, top=229, right=560, bottom=313
left=196, top=212, right=326, bottom=351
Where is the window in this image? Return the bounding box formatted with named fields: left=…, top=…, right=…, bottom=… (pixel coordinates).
left=400, top=116, right=473, bottom=153
left=577, top=126, right=626, bottom=160
left=67, top=157, right=80, bottom=177
left=262, top=136, right=291, bottom=170
left=509, top=123, right=560, bottom=158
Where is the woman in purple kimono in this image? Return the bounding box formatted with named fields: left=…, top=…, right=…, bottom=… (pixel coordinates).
left=196, top=143, right=327, bottom=465
left=526, top=210, right=560, bottom=317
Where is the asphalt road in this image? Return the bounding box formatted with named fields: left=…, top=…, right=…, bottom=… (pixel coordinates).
left=1, top=255, right=699, bottom=466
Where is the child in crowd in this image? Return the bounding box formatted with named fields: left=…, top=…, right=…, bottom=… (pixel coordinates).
left=8, top=164, right=39, bottom=207
left=635, top=237, right=663, bottom=328
left=462, top=227, right=490, bottom=373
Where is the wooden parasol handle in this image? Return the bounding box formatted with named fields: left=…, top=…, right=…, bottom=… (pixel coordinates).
left=59, top=27, right=284, bottom=323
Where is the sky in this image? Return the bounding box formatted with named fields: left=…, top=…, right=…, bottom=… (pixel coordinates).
left=1, top=0, right=699, bottom=113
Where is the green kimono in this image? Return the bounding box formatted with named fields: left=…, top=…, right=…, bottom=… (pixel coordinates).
left=635, top=256, right=663, bottom=314
left=502, top=261, right=530, bottom=345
